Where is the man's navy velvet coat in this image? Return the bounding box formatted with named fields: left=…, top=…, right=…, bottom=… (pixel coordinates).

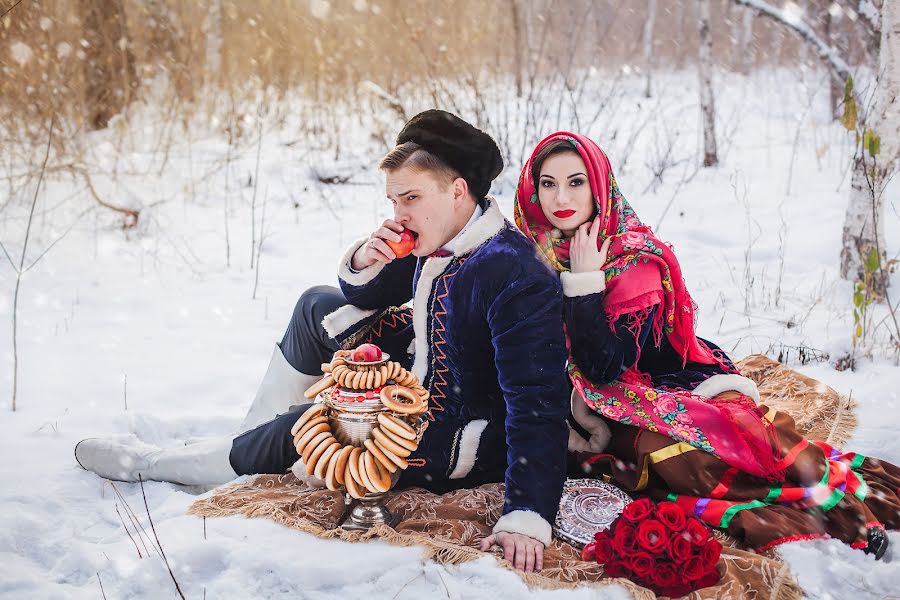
left=322, top=198, right=570, bottom=544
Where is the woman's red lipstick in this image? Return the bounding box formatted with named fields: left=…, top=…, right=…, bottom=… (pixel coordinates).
left=553, top=209, right=576, bottom=218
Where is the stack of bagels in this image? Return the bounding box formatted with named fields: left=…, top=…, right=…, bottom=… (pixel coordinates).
left=293, top=348, right=429, bottom=497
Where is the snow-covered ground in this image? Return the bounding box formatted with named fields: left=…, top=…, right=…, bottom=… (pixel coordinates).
left=1, top=69, right=898, bottom=599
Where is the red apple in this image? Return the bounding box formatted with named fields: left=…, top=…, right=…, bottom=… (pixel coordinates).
left=385, top=229, right=415, bottom=259
left=350, top=343, right=382, bottom=362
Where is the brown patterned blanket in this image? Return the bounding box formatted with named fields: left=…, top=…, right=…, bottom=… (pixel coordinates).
left=190, top=355, right=855, bottom=599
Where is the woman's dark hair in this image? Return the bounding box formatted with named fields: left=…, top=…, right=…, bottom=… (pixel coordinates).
left=530, top=139, right=580, bottom=187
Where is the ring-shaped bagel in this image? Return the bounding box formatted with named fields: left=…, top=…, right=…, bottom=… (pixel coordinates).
left=290, top=404, right=327, bottom=436
left=295, top=422, right=330, bottom=454
left=364, top=438, right=397, bottom=474
left=373, top=437, right=409, bottom=470
left=372, top=426, right=412, bottom=458
left=301, top=431, right=333, bottom=464
left=380, top=385, right=427, bottom=415
left=313, top=440, right=341, bottom=479
left=364, top=450, right=391, bottom=492
left=376, top=412, right=417, bottom=441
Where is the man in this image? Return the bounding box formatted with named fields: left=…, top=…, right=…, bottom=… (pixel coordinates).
left=76, top=110, right=570, bottom=572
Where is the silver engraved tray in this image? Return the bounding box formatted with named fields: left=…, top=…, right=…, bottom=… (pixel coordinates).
left=552, top=479, right=633, bottom=548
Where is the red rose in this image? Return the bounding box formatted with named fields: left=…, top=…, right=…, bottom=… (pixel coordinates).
left=701, top=539, right=722, bottom=569
left=612, top=521, right=638, bottom=554
left=652, top=562, right=681, bottom=589
left=604, top=559, right=630, bottom=578
left=669, top=532, right=694, bottom=563
left=695, top=568, right=721, bottom=589
left=628, top=551, right=656, bottom=578
left=685, top=518, right=710, bottom=545
left=594, top=533, right=614, bottom=564
left=635, top=519, right=668, bottom=555
left=657, top=501, right=687, bottom=531
left=682, top=555, right=708, bottom=581
left=622, top=497, right=654, bottom=522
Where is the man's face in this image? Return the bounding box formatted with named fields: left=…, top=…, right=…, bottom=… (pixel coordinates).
left=384, top=166, right=460, bottom=257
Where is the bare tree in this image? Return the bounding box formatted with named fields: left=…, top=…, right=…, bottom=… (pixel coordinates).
left=698, top=0, right=718, bottom=167
left=643, top=0, right=658, bottom=98
left=1, top=120, right=53, bottom=412
left=79, top=0, right=138, bottom=130
left=509, top=0, right=525, bottom=98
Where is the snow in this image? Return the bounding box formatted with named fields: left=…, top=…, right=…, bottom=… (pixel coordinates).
left=1, top=67, right=899, bottom=598
left=9, top=41, right=33, bottom=67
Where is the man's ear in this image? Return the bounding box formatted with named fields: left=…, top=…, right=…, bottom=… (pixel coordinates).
left=452, top=177, right=469, bottom=208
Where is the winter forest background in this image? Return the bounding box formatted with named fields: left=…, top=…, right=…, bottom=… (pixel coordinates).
left=1, top=1, right=899, bottom=598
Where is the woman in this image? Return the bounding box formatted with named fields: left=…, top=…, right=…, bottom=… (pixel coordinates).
left=514, top=131, right=899, bottom=557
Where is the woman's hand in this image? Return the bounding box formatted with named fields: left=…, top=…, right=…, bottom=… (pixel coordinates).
left=570, top=216, right=613, bottom=274
left=350, top=219, right=404, bottom=270
left=479, top=531, right=544, bottom=572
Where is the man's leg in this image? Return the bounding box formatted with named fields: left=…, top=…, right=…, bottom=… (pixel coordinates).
left=230, top=407, right=313, bottom=477
left=75, top=406, right=312, bottom=486
left=239, top=285, right=347, bottom=431
left=75, top=286, right=347, bottom=484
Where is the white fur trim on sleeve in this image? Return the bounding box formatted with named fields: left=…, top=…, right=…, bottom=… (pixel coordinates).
left=338, top=237, right=386, bottom=287
left=560, top=270, right=606, bottom=297
left=448, top=419, right=488, bottom=479
left=693, top=374, right=761, bottom=404
left=322, top=304, right=379, bottom=339
left=492, top=510, right=553, bottom=546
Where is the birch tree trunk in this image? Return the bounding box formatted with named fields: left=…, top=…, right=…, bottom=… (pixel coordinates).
left=698, top=0, right=718, bottom=167
left=643, top=0, right=658, bottom=98
left=840, top=0, right=898, bottom=296
left=736, top=5, right=755, bottom=74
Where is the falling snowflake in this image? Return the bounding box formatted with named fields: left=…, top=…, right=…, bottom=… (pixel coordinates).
left=310, top=0, right=331, bottom=20
left=9, top=41, right=33, bottom=67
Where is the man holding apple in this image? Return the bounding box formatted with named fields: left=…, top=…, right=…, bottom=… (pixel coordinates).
left=75, top=110, right=570, bottom=573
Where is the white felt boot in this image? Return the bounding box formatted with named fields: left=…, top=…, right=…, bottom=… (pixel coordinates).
left=75, top=436, right=237, bottom=486
left=238, top=344, right=320, bottom=432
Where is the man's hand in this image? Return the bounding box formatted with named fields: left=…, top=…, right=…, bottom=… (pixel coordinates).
left=350, top=219, right=404, bottom=271
left=479, top=531, right=544, bottom=572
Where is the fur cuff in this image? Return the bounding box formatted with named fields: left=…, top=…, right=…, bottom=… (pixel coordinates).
left=560, top=270, right=606, bottom=297
left=693, top=374, right=760, bottom=404
left=448, top=419, right=488, bottom=479
left=322, top=304, right=379, bottom=339
left=492, top=510, right=553, bottom=546
left=338, top=238, right=386, bottom=287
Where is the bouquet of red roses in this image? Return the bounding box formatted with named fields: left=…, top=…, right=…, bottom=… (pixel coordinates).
left=581, top=498, right=722, bottom=597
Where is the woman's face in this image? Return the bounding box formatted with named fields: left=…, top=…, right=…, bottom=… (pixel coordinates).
left=536, top=150, right=594, bottom=237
